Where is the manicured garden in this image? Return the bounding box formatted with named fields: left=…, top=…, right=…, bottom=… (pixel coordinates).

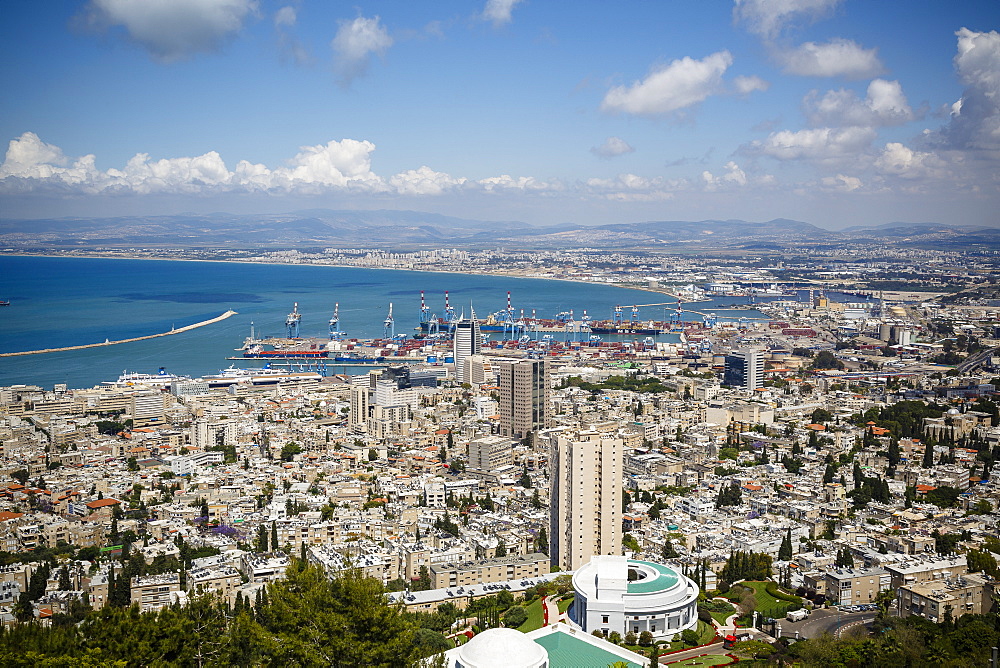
left=517, top=597, right=545, bottom=632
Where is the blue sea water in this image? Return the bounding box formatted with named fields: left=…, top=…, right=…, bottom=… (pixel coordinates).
left=0, top=255, right=767, bottom=390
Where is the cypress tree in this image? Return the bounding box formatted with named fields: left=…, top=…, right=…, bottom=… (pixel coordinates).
left=922, top=439, right=935, bottom=468
left=778, top=528, right=793, bottom=561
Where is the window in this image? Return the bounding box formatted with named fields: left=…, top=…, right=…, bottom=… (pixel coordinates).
left=602, top=615, right=609, bottom=624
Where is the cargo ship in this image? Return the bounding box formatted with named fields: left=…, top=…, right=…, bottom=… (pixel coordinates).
left=588, top=321, right=665, bottom=335
left=243, top=346, right=329, bottom=359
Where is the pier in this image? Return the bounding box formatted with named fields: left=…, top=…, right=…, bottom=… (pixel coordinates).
left=0, top=310, right=238, bottom=358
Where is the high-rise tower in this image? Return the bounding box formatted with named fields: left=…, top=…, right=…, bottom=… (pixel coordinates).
left=453, top=307, right=481, bottom=384
left=498, top=358, right=549, bottom=440
left=550, top=430, right=623, bottom=571
left=723, top=349, right=765, bottom=390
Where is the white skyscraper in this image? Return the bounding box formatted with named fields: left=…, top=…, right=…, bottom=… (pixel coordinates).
left=724, top=349, right=765, bottom=391
left=453, top=307, right=481, bottom=384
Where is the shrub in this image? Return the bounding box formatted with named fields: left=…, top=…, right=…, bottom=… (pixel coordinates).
left=765, top=582, right=802, bottom=603
left=697, top=609, right=712, bottom=624
left=502, top=606, right=527, bottom=628
left=682, top=629, right=700, bottom=646
left=639, top=631, right=654, bottom=647
left=625, top=631, right=637, bottom=646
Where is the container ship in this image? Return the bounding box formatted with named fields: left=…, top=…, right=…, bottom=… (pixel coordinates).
left=243, top=346, right=328, bottom=359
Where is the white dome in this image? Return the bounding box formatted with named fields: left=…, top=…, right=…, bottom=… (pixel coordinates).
left=457, top=628, right=548, bottom=668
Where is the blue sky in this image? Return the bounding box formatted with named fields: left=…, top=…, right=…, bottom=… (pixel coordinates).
left=1, top=0, right=998, bottom=229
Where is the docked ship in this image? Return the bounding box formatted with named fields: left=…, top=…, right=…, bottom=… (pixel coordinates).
left=103, top=368, right=190, bottom=388
left=242, top=345, right=329, bottom=359
left=587, top=321, right=665, bottom=336
left=202, top=366, right=321, bottom=388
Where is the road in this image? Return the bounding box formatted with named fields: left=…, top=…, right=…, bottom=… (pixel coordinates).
left=779, top=609, right=877, bottom=639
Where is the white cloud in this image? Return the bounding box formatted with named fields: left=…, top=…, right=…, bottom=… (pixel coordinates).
left=390, top=166, right=467, bottom=195
left=748, top=126, right=876, bottom=162
left=86, top=0, right=257, bottom=62
left=0, top=133, right=69, bottom=178
left=476, top=174, right=556, bottom=192
left=591, top=137, right=635, bottom=159
left=274, top=6, right=309, bottom=65
left=733, top=75, right=770, bottom=95
left=804, top=79, right=914, bottom=127
left=481, top=0, right=524, bottom=27
left=934, top=28, right=1000, bottom=151
left=0, top=133, right=387, bottom=195
left=820, top=174, right=863, bottom=191
left=702, top=161, right=748, bottom=189
left=601, top=51, right=733, bottom=116
left=777, top=39, right=883, bottom=79
left=331, top=16, right=393, bottom=85
left=585, top=173, right=681, bottom=201
left=274, top=6, right=296, bottom=27
left=875, top=142, right=945, bottom=179
left=733, top=0, right=840, bottom=39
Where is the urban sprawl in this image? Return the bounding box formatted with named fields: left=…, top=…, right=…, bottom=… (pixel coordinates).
left=3, top=247, right=1000, bottom=666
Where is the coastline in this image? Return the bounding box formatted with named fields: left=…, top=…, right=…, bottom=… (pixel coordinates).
left=1, top=251, right=690, bottom=302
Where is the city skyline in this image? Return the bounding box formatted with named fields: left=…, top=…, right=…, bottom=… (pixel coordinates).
left=1, top=1, right=998, bottom=229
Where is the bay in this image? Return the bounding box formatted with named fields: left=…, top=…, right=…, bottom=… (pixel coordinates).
left=0, top=255, right=766, bottom=390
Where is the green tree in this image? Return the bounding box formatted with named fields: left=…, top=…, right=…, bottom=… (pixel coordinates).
left=58, top=566, right=72, bottom=591
left=280, top=442, right=302, bottom=462
left=778, top=528, right=793, bottom=561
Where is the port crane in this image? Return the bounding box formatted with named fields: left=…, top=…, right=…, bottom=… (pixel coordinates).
left=383, top=303, right=394, bottom=339
left=444, top=291, right=457, bottom=334
left=329, top=303, right=343, bottom=340
left=285, top=302, right=301, bottom=338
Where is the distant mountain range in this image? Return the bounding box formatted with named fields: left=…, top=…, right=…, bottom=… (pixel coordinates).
left=1, top=209, right=998, bottom=251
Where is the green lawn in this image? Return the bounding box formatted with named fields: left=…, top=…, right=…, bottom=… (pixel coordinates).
left=557, top=594, right=575, bottom=613
left=694, top=620, right=718, bottom=645
left=667, top=654, right=735, bottom=667
left=517, top=598, right=545, bottom=632
left=702, top=600, right=736, bottom=626
left=736, top=581, right=801, bottom=620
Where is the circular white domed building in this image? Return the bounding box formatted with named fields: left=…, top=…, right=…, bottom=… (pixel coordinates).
left=454, top=628, right=548, bottom=668
left=570, top=556, right=699, bottom=639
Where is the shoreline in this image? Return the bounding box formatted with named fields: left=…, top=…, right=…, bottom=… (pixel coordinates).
left=1, top=251, right=691, bottom=302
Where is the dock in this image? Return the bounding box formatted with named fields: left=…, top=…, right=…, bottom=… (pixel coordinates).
left=0, top=310, right=238, bottom=358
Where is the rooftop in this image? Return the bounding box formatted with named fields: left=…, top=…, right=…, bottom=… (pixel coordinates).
left=627, top=559, right=681, bottom=594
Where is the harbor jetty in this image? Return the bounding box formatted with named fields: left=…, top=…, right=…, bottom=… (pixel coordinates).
left=0, top=310, right=238, bottom=357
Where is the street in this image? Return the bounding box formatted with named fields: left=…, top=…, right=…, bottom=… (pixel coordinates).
left=779, top=609, right=877, bottom=639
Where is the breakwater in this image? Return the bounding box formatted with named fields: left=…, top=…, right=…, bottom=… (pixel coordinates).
left=0, top=310, right=238, bottom=358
